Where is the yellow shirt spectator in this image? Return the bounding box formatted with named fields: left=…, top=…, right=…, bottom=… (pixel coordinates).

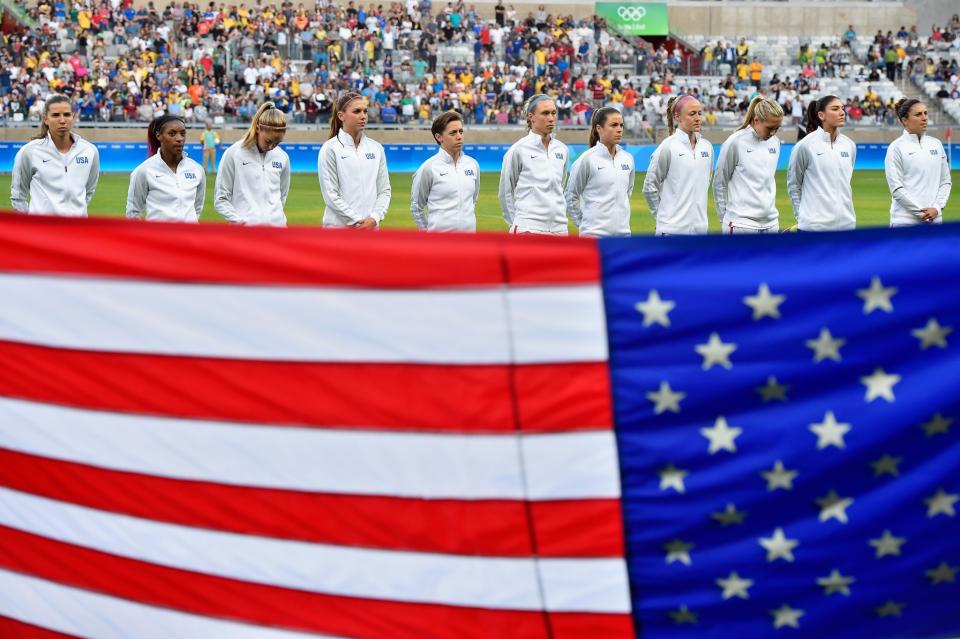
left=737, top=62, right=749, bottom=80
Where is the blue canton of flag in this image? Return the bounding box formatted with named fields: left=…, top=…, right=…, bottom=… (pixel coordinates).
left=600, top=227, right=960, bottom=639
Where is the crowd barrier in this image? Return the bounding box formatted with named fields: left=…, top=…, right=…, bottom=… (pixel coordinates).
left=1, top=142, right=958, bottom=173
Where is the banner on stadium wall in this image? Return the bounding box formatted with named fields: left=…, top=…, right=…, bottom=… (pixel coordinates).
left=595, top=2, right=669, bottom=37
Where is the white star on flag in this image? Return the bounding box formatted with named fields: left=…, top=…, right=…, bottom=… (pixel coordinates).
left=810, top=411, right=852, bottom=449
left=857, top=276, right=897, bottom=314
left=770, top=604, right=804, bottom=629
left=695, top=332, right=737, bottom=370
left=925, top=562, right=957, bottom=585
left=716, top=571, right=754, bottom=599
left=756, top=376, right=789, bottom=402
left=646, top=381, right=686, bottom=414
left=761, top=460, right=798, bottom=491
left=860, top=368, right=901, bottom=402
left=668, top=605, right=698, bottom=624
left=805, top=327, right=846, bottom=363
left=875, top=601, right=905, bottom=617
left=817, top=569, right=855, bottom=595
left=912, top=317, right=952, bottom=349
left=924, top=488, right=958, bottom=518
left=712, top=503, right=747, bottom=526
left=759, top=527, right=798, bottom=562
left=635, top=290, right=676, bottom=328
left=743, top=283, right=785, bottom=320
left=922, top=413, right=954, bottom=437
left=664, top=539, right=694, bottom=565
left=869, top=530, right=907, bottom=558
left=817, top=490, right=854, bottom=524
left=659, top=464, right=688, bottom=493
left=700, top=416, right=743, bottom=454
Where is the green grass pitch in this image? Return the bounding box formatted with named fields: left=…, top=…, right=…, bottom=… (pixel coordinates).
left=2, top=171, right=958, bottom=233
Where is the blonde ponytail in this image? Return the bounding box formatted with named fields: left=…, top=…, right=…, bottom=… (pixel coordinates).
left=737, top=96, right=784, bottom=131
left=242, top=102, right=287, bottom=148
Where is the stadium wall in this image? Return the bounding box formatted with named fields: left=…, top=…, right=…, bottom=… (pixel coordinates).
left=2, top=141, right=957, bottom=173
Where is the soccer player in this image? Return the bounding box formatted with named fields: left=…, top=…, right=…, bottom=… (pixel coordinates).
left=787, top=95, right=857, bottom=231
left=214, top=102, right=291, bottom=226
left=564, top=106, right=635, bottom=237
left=318, top=91, right=391, bottom=229
left=125, top=115, right=206, bottom=222
left=642, top=96, right=714, bottom=235
left=410, top=111, right=481, bottom=232
left=884, top=98, right=952, bottom=227
left=713, top=96, right=784, bottom=233
left=498, top=94, right=570, bottom=235
left=11, top=94, right=100, bottom=216
left=200, top=120, right=220, bottom=173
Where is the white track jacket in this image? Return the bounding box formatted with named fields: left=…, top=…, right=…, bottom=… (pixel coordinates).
left=713, top=127, right=781, bottom=230
left=642, top=129, right=714, bottom=235
left=564, top=144, right=635, bottom=237
left=410, top=148, right=480, bottom=232
left=318, top=130, right=391, bottom=227
left=787, top=127, right=857, bottom=231
left=11, top=133, right=99, bottom=216
left=125, top=152, right=206, bottom=222
left=499, top=131, right=569, bottom=234
left=214, top=141, right=291, bottom=226
left=884, top=130, right=952, bottom=226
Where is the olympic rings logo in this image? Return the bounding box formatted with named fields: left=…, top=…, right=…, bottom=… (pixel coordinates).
left=616, top=5, right=647, bottom=21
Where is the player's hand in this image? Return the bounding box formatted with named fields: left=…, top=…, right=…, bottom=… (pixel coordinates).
left=920, top=208, right=938, bottom=223
left=355, top=217, right=377, bottom=229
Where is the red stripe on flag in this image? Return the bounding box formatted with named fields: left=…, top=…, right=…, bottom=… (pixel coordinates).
left=0, top=340, right=612, bottom=433
left=0, top=448, right=624, bottom=558
left=0, top=617, right=80, bottom=639
left=0, top=526, right=635, bottom=639
left=0, top=215, right=600, bottom=287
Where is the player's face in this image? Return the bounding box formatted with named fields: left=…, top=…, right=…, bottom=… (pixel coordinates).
left=338, top=99, right=367, bottom=135
left=437, top=120, right=464, bottom=155
left=158, top=120, right=187, bottom=156
left=597, top=112, right=624, bottom=146
left=44, top=102, right=74, bottom=136
left=256, top=126, right=286, bottom=153
left=677, top=101, right=703, bottom=133
left=529, top=100, right=557, bottom=136
left=819, top=99, right=845, bottom=129
left=754, top=115, right=782, bottom=140
left=901, top=103, right=928, bottom=135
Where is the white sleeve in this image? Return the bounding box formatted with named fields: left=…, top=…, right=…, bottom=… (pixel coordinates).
left=884, top=143, right=922, bottom=215
left=712, top=139, right=738, bottom=223
left=473, top=163, right=481, bottom=205
left=214, top=148, right=244, bottom=223
left=409, top=163, right=431, bottom=230
left=498, top=146, right=522, bottom=226
left=563, top=155, right=589, bottom=228
left=86, top=146, right=100, bottom=207
left=10, top=146, right=32, bottom=213
left=642, top=144, right=670, bottom=217
left=935, top=142, right=952, bottom=212
left=125, top=167, right=148, bottom=219
left=786, top=142, right=808, bottom=221
left=280, top=154, right=291, bottom=208
left=318, top=145, right=363, bottom=224
left=372, top=149, right=391, bottom=222
left=194, top=168, right=206, bottom=219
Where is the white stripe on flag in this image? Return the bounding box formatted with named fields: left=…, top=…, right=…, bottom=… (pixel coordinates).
left=0, top=397, right=620, bottom=500
left=0, top=274, right=607, bottom=364
left=0, top=488, right=632, bottom=613
left=0, top=568, right=340, bottom=639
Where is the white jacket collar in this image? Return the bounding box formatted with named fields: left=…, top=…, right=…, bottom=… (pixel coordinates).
left=337, top=128, right=364, bottom=149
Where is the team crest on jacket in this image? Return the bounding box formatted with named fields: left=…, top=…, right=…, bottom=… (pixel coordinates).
left=840, top=151, right=850, bottom=158
left=365, top=153, right=376, bottom=160
left=930, top=149, right=940, bottom=156
left=76, top=156, right=89, bottom=164
left=554, top=152, right=564, bottom=160
left=464, top=169, right=475, bottom=176
left=184, top=172, right=198, bottom=179
left=768, top=147, right=777, bottom=154
left=700, top=151, right=710, bottom=158
left=272, top=161, right=283, bottom=169
left=621, top=164, right=630, bottom=170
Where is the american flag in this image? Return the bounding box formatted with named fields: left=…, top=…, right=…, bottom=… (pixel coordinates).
left=0, top=215, right=957, bottom=639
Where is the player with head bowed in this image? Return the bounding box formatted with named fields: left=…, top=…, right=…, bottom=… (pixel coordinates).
left=884, top=98, right=952, bottom=227
left=498, top=93, right=570, bottom=235
left=126, top=115, right=206, bottom=222
left=214, top=102, right=291, bottom=226
left=713, top=96, right=784, bottom=234
left=564, top=106, right=635, bottom=237
left=642, top=95, right=714, bottom=235
left=410, top=111, right=481, bottom=232
left=318, top=91, right=391, bottom=229
left=787, top=95, right=857, bottom=231
left=11, top=94, right=100, bottom=216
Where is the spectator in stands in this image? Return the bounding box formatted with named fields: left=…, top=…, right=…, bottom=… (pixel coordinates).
left=844, top=25, right=857, bottom=47
left=200, top=120, right=220, bottom=173
left=787, top=95, right=856, bottom=231
left=749, top=57, right=763, bottom=89
left=885, top=98, right=951, bottom=226
left=642, top=95, right=713, bottom=235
